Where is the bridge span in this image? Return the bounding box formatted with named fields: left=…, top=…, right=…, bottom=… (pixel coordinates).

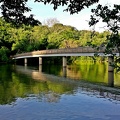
left=13, top=47, right=119, bottom=59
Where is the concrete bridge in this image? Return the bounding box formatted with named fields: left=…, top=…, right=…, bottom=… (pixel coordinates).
left=13, top=47, right=119, bottom=58
left=12, top=47, right=119, bottom=87
left=13, top=47, right=119, bottom=66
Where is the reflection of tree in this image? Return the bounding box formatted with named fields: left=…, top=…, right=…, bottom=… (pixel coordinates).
left=0, top=65, right=75, bottom=105
left=0, top=65, right=16, bottom=105
left=42, top=62, right=120, bottom=85
left=67, top=62, right=108, bottom=84
left=42, top=64, right=62, bottom=76
left=0, top=85, right=16, bottom=105
left=1, top=65, right=120, bottom=105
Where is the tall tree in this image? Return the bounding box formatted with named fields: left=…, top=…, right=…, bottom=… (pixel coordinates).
left=89, top=4, right=120, bottom=71
left=43, top=18, right=59, bottom=27
left=0, top=17, right=14, bottom=62
left=0, top=0, right=41, bottom=26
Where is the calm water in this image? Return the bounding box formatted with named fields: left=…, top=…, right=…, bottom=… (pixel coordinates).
left=0, top=64, right=120, bottom=120
left=42, top=62, right=120, bottom=86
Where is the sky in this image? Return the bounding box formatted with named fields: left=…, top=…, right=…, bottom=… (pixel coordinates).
left=26, top=0, right=119, bottom=32
left=0, top=0, right=119, bottom=32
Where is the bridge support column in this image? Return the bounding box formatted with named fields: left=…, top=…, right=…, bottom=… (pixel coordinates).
left=39, top=57, right=42, bottom=72
left=24, top=58, right=27, bottom=66
left=63, top=56, right=67, bottom=77
left=39, top=65, right=42, bottom=72
left=63, top=56, right=67, bottom=68
left=39, top=57, right=42, bottom=65
left=108, top=56, right=114, bottom=87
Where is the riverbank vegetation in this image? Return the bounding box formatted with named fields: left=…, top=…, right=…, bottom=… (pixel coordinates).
left=0, top=17, right=109, bottom=63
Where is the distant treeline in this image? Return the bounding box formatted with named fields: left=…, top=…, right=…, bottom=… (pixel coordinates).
left=0, top=17, right=109, bottom=63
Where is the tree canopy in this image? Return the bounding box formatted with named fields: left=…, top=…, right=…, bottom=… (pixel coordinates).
left=0, top=17, right=109, bottom=62
left=0, top=0, right=41, bottom=26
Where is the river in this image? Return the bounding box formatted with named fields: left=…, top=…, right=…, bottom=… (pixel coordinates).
left=0, top=63, right=120, bottom=120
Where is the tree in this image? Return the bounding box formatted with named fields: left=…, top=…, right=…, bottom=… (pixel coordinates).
left=0, top=17, right=15, bottom=62
left=43, top=18, right=59, bottom=27
left=31, top=25, right=50, bottom=50
left=0, top=0, right=41, bottom=26
left=89, top=4, right=120, bottom=72
left=0, top=46, right=10, bottom=62
left=11, top=25, right=33, bottom=52
left=47, top=23, right=79, bottom=49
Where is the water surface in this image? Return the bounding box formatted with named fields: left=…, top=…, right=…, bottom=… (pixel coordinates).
left=0, top=64, right=120, bottom=120
left=42, top=62, right=120, bottom=86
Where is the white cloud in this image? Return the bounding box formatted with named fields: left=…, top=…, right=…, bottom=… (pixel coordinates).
left=56, top=0, right=120, bottom=32
left=58, top=14, right=90, bottom=30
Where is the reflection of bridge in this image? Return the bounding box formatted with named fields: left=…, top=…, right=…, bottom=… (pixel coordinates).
left=15, top=65, right=120, bottom=104
left=12, top=47, right=119, bottom=87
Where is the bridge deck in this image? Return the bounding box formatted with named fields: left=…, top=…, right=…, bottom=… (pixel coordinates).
left=13, top=47, right=119, bottom=59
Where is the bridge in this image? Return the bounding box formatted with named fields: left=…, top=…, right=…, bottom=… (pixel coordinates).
left=12, top=47, right=119, bottom=87
left=13, top=46, right=119, bottom=66
left=13, top=47, right=119, bottom=59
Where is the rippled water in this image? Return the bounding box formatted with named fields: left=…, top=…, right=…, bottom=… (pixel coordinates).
left=0, top=64, right=120, bottom=120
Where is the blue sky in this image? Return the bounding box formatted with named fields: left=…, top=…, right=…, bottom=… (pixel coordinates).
left=0, top=0, right=120, bottom=31
left=26, top=1, right=96, bottom=30
left=26, top=0, right=119, bottom=32
left=0, top=0, right=119, bottom=31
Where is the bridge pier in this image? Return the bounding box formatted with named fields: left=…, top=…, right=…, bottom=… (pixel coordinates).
left=39, top=57, right=42, bottom=65
left=38, top=57, right=42, bottom=72
left=63, top=56, right=67, bottom=68
left=39, top=65, right=42, bottom=72
left=108, top=56, right=114, bottom=87
left=63, top=56, right=67, bottom=77
left=24, top=58, right=27, bottom=66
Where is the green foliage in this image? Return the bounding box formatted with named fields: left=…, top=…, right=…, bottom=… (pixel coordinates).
left=47, top=24, right=80, bottom=49
left=0, top=18, right=14, bottom=49
left=89, top=4, right=120, bottom=71
left=0, top=0, right=41, bottom=26
left=0, top=18, right=14, bottom=62
left=0, top=17, right=112, bottom=63
left=0, top=46, right=10, bottom=62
